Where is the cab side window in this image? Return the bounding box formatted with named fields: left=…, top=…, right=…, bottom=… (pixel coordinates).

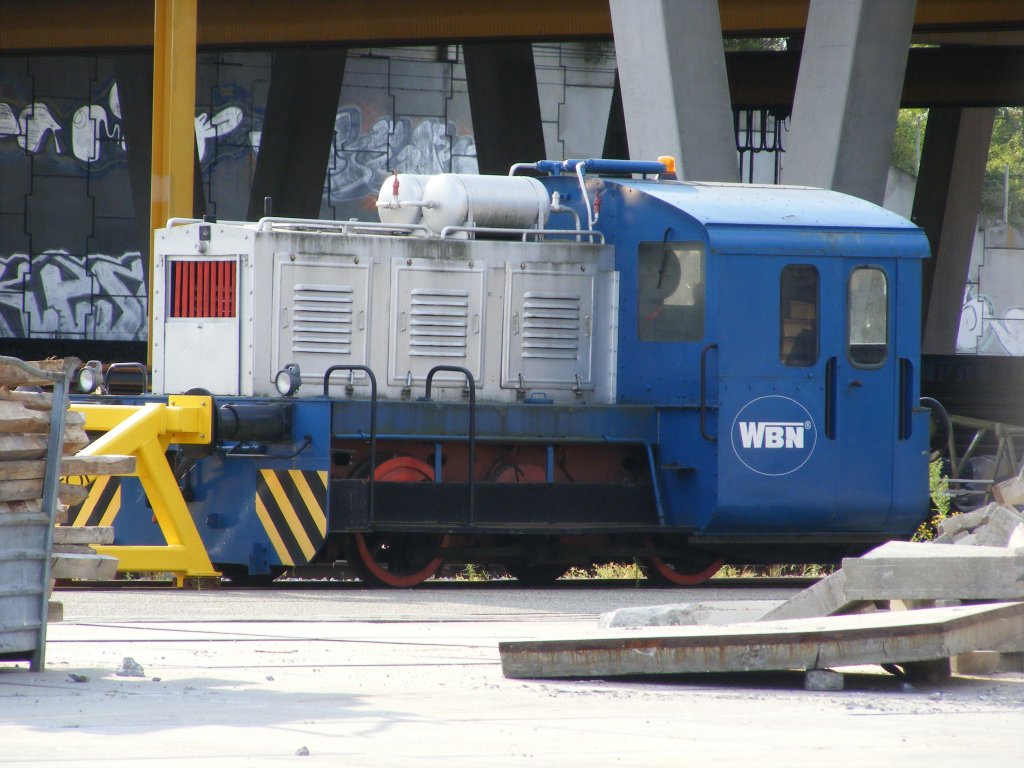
left=780, top=265, right=819, bottom=367
left=637, top=242, right=705, bottom=342
left=848, top=267, right=888, bottom=367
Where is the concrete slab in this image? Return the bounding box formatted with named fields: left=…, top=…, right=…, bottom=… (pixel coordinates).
left=937, top=508, right=989, bottom=538
left=758, top=570, right=872, bottom=621
left=499, top=603, right=1024, bottom=680
left=804, top=668, right=844, bottom=691
left=843, top=541, right=1024, bottom=601
left=974, top=505, right=1024, bottom=548
left=599, top=601, right=778, bottom=628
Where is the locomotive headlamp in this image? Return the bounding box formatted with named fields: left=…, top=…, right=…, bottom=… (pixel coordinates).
left=77, top=360, right=104, bottom=394
left=274, top=363, right=302, bottom=397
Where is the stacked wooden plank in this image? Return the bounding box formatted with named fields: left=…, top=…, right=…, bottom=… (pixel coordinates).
left=0, top=359, right=129, bottom=639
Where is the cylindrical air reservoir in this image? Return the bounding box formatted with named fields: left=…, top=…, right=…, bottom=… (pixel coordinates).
left=376, top=174, right=432, bottom=226
left=421, top=174, right=550, bottom=235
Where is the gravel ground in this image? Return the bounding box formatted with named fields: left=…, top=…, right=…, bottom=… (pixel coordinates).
left=1, top=584, right=1021, bottom=766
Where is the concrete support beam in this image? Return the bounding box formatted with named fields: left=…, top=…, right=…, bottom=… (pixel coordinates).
left=247, top=47, right=347, bottom=220
left=114, top=53, right=157, bottom=268
left=463, top=42, right=546, bottom=175
left=915, top=107, right=996, bottom=354
left=784, top=0, right=915, bottom=203
left=609, top=0, right=738, bottom=181
left=602, top=71, right=628, bottom=160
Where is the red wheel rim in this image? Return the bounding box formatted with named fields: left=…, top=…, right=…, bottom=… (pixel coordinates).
left=647, top=554, right=725, bottom=586
left=350, top=532, right=448, bottom=588
left=372, top=456, right=433, bottom=482
left=348, top=456, right=446, bottom=588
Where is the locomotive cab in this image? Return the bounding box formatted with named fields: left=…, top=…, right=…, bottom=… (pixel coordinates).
left=545, top=173, right=932, bottom=546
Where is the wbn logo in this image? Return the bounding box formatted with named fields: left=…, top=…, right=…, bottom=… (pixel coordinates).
left=730, top=396, right=817, bottom=476
left=737, top=421, right=809, bottom=450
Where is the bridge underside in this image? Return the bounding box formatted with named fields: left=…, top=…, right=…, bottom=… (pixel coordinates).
left=3, top=0, right=1024, bottom=358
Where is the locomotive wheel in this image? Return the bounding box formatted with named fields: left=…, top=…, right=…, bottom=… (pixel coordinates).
left=645, top=548, right=725, bottom=586
left=343, top=532, right=449, bottom=588
left=492, top=465, right=568, bottom=586
left=343, top=456, right=448, bottom=588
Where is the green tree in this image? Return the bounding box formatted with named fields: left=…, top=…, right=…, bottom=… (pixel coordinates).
left=981, top=107, right=1024, bottom=226
left=892, top=107, right=1024, bottom=227
left=891, top=108, right=928, bottom=175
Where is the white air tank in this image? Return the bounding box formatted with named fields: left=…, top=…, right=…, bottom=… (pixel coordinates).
left=421, top=174, right=550, bottom=235
left=376, top=174, right=432, bottom=226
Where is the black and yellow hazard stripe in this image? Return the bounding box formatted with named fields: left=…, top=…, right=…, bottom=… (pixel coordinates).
left=254, top=470, right=328, bottom=566
left=66, top=476, right=122, bottom=527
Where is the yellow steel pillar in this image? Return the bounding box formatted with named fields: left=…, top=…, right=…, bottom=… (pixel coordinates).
left=150, top=0, right=197, bottom=360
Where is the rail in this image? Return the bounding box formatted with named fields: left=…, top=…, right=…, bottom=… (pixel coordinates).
left=323, top=365, right=379, bottom=523
left=438, top=225, right=604, bottom=244
left=421, top=366, right=477, bottom=523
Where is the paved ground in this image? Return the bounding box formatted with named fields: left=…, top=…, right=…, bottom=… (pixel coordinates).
left=2, top=582, right=1023, bottom=766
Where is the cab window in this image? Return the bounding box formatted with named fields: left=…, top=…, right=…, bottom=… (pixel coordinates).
left=637, top=242, right=705, bottom=342
left=848, top=267, right=888, bottom=367
left=780, top=265, right=819, bottom=367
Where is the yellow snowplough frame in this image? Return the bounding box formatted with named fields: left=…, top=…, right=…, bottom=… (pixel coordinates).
left=69, top=395, right=220, bottom=586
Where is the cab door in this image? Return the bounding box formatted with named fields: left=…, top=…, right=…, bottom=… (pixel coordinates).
left=830, top=263, right=899, bottom=528
left=715, top=257, right=838, bottom=533
left=715, top=256, right=900, bottom=534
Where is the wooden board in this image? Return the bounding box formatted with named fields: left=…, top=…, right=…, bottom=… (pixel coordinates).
left=50, top=553, right=118, bottom=581
left=0, top=427, right=92, bottom=460
left=0, top=455, right=136, bottom=480
left=0, top=400, right=53, bottom=433
left=61, top=454, right=136, bottom=476
left=63, top=425, right=89, bottom=454
left=0, top=359, right=74, bottom=388
left=0, top=460, right=48, bottom=480
left=0, top=499, right=42, bottom=516
left=0, top=480, right=90, bottom=504
left=53, top=525, right=115, bottom=545
left=0, top=434, right=48, bottom=460
left=0, top=387, right=54, bottom=411
left=58, top=484, right=90, bottom=505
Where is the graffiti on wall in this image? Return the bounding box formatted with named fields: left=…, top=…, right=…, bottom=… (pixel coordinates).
left=0, top=82, right=245, bottom=167
left=958, top=287, right=1024, bottom=355
left=248, top=106, right=477, bottom=211
left=3, top=71, right=476, bottom=343
left=0, top=251, right=147, bottom=340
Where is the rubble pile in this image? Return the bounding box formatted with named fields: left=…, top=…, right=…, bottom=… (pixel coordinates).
left=933, top=502, right=1024, bottom=549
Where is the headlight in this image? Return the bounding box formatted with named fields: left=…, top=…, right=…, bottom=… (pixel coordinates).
left=274, top=363, right=302, bottom=397
left=77, top=360, right=104, bottom=394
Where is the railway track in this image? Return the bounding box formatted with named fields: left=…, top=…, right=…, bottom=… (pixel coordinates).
left=54, top=574, right=821, bottom=591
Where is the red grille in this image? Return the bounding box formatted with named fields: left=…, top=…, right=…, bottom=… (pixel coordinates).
left=170, top=260, right=237, bottom=318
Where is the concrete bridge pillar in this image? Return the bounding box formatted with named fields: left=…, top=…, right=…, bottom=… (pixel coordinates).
left=915, top=108, right=996, bottom=354
left=783, top=0, right=916, bottom=204
left=463, top=42, right=547, bottom=175
left=609, top=0, right=738, bottom=181
left=247, top=48, right=347, bottom=220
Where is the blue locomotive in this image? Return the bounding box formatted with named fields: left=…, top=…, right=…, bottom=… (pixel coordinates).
left=69, top=158, right=932, bottom=586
